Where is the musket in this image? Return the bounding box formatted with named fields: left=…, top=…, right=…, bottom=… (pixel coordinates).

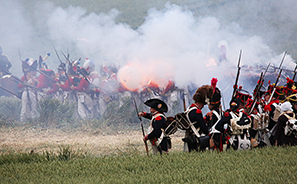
left=278, top=51, right=287, bottom=70
left=250, top=62, right=270, bottom=100
left=60, top=50, right=82, bottom=106
left=0, top=84, right=21, bottom=99
left=248, top=72, right=263, bottom=115
left=293, top=62, right=297, bottom=81
left=232, top=50, right=242, bottom=97
left=182, top=90, right=189, bottom=152
left=54, top=48, right=64, bottom=65
left=54, top=48, right=72, bottom=83
left=183, top=97, right=186, bottom=111
left=60, top=51, right=87, bottom=83
left=0, top=68, right=41, bottom=92
left=21, top=60, right=57, bottom=83
left=267, top=69, right=283, bottom=104
left=266, top=52, right=287, bottom=103
left=132, top=96, right=149, bottom=156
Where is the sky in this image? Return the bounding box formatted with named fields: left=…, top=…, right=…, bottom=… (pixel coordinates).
left=0, top=0, right=296, bottom=102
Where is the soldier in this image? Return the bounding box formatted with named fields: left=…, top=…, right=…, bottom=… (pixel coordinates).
left=286, top=94, right=297, bottom=114
left=139, top=98, right=170, bottom=155
left=205, top=78, right=224, bottom=151
left=83, top=59, right=100, bottom=87
left=283, top=77, right=297, bottom=97
left=71, top=67, right=93, bottom=120
left=83, top=59, right=102, bottom=118
left=245, top=98, right=262, bottom=148
left=99, top=64, right=119, bottom=114
left=215, top=97, right=252, bottom=151
left=234, top=86, right=252, bottom=109
left=54, top=63, right=68, bottom=102
left=275, top=101, right=297, bottom=146
left=18, top=59, right=39, bottom=122
left=60, top=62, right=81, bottom=105
left=263, top=82, right=283, bottom=145
left=36, top=69, right=59, bottom=100
left=181, top=85, right=212, bottom=152
left=0, top=46, right=12, bottom=77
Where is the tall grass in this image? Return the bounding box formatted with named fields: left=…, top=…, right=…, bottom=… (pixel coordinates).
left=0, top=146, right=297, bottom=183
left=0, top=97, right=21, bottom=124
left=38, top=98, right=76, bottom=127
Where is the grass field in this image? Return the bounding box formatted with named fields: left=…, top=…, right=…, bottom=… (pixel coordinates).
left=1, top=126, right=297, bottom=184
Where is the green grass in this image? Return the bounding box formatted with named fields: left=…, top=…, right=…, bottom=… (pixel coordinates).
left=1, top=146, right=297, bottom=184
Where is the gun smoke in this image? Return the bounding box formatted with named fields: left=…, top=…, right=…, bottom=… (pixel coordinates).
left=0, top=0, right=296, bottom=105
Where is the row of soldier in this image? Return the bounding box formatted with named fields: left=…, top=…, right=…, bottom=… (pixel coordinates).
left=13, top=54, right=179, bottom=122
left=139, top=76, right=297, bottom=155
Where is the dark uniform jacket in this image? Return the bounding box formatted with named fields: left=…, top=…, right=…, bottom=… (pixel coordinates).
left=275, top=111, right=297, bottom=146
left=143, top=112, right=166, bottom=140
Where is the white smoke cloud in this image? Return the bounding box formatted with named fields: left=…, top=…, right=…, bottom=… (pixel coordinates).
left=0, top=0, right=295, bottom=101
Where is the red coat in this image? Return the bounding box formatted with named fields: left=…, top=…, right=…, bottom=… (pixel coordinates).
left=17, top=76, right=26, bottom=89
left=73, top=77, right=89, bottom=92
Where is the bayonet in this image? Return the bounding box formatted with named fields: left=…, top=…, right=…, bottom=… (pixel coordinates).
left=232, top=49, right=242, bottom=98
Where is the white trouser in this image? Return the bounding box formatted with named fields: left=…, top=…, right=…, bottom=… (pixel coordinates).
left=77, top=92, right=93, bottom=120
left=20, top=90, right=39, bottom=122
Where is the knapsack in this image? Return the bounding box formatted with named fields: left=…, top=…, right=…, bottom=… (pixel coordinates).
left=230, top=111, right=251, bottom=135
left=163, top=116, right=178, bottom=135
left=283, top=113, right=297, bottom=138
left=174, top=107, right=197, bottom=130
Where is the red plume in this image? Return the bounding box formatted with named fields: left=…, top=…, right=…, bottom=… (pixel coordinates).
left=211, top=78, right=218, bottom=94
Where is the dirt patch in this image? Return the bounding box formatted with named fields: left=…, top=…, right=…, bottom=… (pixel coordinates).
left=0, top=127, right=185, bottom=156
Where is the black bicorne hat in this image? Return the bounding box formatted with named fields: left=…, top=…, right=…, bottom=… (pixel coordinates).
left=22, top=58, right=38, bottom=73
left=229, top=97, right=241, bottom=111
left=144, top=98, right=168, bottom=113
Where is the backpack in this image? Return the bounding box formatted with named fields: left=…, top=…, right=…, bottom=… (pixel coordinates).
left=283, top=113, right=297, bottom=138
left=272, top=103, right=281, bottom=122
left=163, top=116, right=178, bottom=136
left=174, top=107, right=197, bottom=130
left=230, top=111, right=251, bottom=135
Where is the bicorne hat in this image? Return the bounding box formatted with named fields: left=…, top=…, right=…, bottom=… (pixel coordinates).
left=144, top=98, right=168, bottom=113
left=22, top=58, right=38, bottom=73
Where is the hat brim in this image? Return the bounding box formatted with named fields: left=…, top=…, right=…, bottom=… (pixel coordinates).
left=144, top=98, right=168, bottom=113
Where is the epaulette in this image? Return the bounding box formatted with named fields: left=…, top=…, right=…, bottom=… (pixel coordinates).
left=224, top=111, right=230, bottom=117
left=155, top=116, right=162, bottom=121
left=196, top=109, right=202, bottom=114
